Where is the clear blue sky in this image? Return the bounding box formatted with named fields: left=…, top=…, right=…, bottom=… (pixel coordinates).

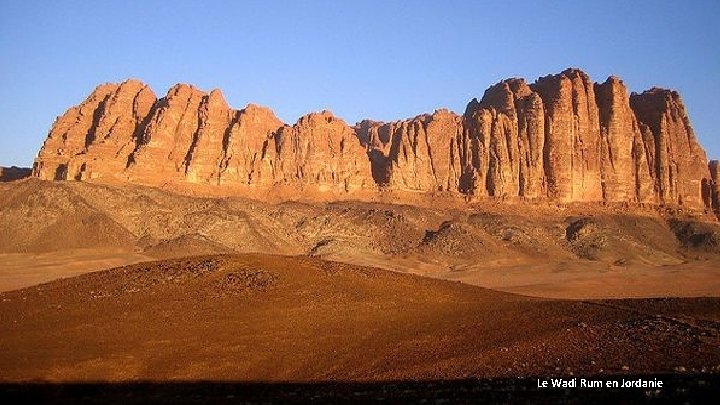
left=1, top=0, right=718, bottom=166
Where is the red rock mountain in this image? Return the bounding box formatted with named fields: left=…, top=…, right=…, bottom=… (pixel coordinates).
left=32, top=69, right=719, bottom=212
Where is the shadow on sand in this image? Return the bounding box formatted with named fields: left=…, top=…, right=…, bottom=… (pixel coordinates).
left=1, top=374, right=719, bottom=404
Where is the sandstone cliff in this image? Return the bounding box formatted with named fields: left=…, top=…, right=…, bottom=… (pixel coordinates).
left=709, top=160, right=720, bottom=214
left=33, top=79, right=156, bottom=181
left=630, top=88, right=710, bottom=208
left=32, top=69, right=715, bottom=210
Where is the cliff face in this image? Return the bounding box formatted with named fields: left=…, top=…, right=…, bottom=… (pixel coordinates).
left=33, top=80, right=156, bottom=181
left=710, top=160, right=720, bottom=214
left=463, top=78, right=546, bottom=199
left=595, top=77, right=653, bottom=203
left=272, top=111, right=373, bottom=191
left=357, top=109, right=463, bottom=193
left=629, top=88, right=710, bottom=208
left=530, top=69, right=603, bottom=202
left=32, top=69, right=715, bottom=209
left=217, top=104, right=283, bottom=186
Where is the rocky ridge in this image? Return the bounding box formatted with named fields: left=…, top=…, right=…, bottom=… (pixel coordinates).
left=0, top=166, right=31, bottom=182
left=32, top=69, right=719, bottom=212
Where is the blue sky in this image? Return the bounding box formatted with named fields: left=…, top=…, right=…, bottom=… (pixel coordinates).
left=1, top=0, right=718, bottom=166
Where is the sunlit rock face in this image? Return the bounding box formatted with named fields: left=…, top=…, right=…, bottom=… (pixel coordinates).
left=33, top=69, right=714, bottom=209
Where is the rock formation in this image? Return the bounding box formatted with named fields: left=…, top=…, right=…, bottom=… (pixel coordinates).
left=709, top=160, right=720, bottom=214
left=32, top=69, right=715, bottom=210
left=357, top=109, right=463, bottom=193
left=126, top=83, right=207, bottom=183
left=33, top=79, right=156, bottom=181
left=462, top=78, right=546, bottom=199
left=531, top=69, right=603, bottom=202
left=217, top=104, right=283, bottom=186
left=272, top=111, right=374, bottom=191
left=630, top=88, right=710, bottom=208
left=0, top=166, right=31, bottom=182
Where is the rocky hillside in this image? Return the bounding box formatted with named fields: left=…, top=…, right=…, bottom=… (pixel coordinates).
left=0, top=166, right=31, bottom=182
left=4, top=178, right=720, bottom=266
left=31, top=69, right=720, bottom=211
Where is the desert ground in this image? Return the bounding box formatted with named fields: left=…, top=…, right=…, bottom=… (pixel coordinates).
left=2, top=178, right=720, bottom=298
left=2, top=253, right=720, bottom=381
left=1, top=178, right=720, bottom=401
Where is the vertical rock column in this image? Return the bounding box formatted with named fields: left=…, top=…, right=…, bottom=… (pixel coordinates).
left=461, top=105, right=491, bottom=196
left=709, top=160, right=720, bottom=214
left=272, top=111, right=373, bottom=191
left=127, top=84, right=206, bottom=184
left=422, top=109, right=464, bottom=192
left=532, top=69, right=602, bottom=202
left=217, top=104, right=283, bottom=186
left=466, top=78, right=546, bottom=199
left=183, top=89, right=233, bottom=183
left=595, top=76, right=655, bottom=203
left=515, top=88, right=546, bottom=199
left=476, top=82, right=520, bottom=198
left=630, top=89, right=711, bottom=208
left=363, top=110, right=465, bottom=193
